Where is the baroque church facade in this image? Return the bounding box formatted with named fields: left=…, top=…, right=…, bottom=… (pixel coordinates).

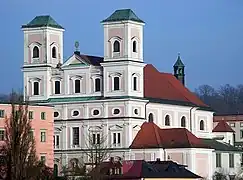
left=21, top=9, right=242, bottom=179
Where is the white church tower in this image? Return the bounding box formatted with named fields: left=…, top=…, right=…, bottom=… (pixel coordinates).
left=100, top=9, right=146, bottom=98
left=21, top=15, right=64, bottom=101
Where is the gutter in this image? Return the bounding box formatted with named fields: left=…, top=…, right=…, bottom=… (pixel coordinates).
left=189, top=107, right=198, bottom=132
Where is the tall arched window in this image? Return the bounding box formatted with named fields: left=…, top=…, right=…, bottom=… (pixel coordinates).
left=33, top=46, right=39, bottom=58
left=114, top=77, right=120, bottom=90
left=133, top=41, right=137, bottom=52
left=75, top=79, right=81, bottom=93
left=200, top=120, right=205, bottom=130
left=95, top=78, right=101, bottom=92
left=133, top=76, right=137, bottom=91
left=148, top=113, right=154, bottom=122
left=52, top=47, right=57, bottom=58
left=33, top=81, right=39, bottom=95
left=165, top=115, right=170, bottom=126
left=54, top=81, right=60, bottom=94
left=181, top=116, right=186, bottom=127
left=113, top=41, right=120, bottom=52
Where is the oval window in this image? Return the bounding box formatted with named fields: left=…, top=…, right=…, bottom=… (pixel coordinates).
left=93, top=110, right=99, bottom=116
left=134, top=109, right=138, bottom=115
left=54, top=111, right=59, bottom=118
left=113, top=109, right=120, bottom=115
left=72, top=110, right=79, bottom=117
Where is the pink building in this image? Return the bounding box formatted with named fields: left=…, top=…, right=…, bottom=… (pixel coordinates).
left=0, top=103, right=54, bottom=167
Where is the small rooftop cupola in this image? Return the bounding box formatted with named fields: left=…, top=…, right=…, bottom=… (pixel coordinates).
left=74, top=41, right=80, bottom=55
left=173, top=53, right=185, bottom=86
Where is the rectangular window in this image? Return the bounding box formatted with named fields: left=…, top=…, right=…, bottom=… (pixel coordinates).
left=0, top=110, right=4, bottom=118
left=114, top=77, right=120, bottom=91
left=40, top=155, right=46, bottom=163
left=33, top=82, right=39, bottom=95
left=240, top=122, right=243, bottom=127
left=241, top=130, right=243, bottom=139
left=229, top=153, right=234, bottom=168
left=113, top=132, right=121, bottom=145
left=74, top=80, right=81, bottom=93
left=55, top=81, right=61, bottom=94
left=29, top=111, right=33, bottom=120
left=40, top=131, right=46, bottom=142
left=29, top=130, right=34, bottom=140
left=41, top=112, right=46, bottom=120
left=0, top=130, right=4, bottom=141
left=216, top=153, right=221, bottom=167
left=95, top=78, right=101, bottom=92
left=92, top=133, right=100, bottom=144
left=54, top=135, right=60, bottom=148
left=72, top=127, right=79, bottom=146
left=230, top=123, right=235, bottom=127
left=133, top=77, right=137, bottom=91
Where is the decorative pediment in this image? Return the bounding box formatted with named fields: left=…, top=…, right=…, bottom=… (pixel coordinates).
left=62, top=54, right=88, bottom=68
left=109, top=125, right=123, bottom=131
left=133, top=125, right=141, bottom=131
left=88, top=126, right=102, bottom=132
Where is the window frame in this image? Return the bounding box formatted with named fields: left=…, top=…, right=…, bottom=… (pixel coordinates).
left=94, top=78, right=101, bottom=92
left=33, top=46, right=40, bottom=58
left=181, top=116, right=186, bottom=127
left=72, top=110, right=80, bottom=117
left=54, top=80, right=61, bottom=94
left=33, top=81, right=40, bottom=96
left=216, top=153, right=221, bottom=168
left=29, top=111, right=34, bottom=120
left=0, top=110, right=5, bottom=118
left=0, top=130, right=4, bottom=141
left=165, top=115, right=170, bottom=126
left=113, top=40, right=120, bottom=53
left=200, top=120, right=205, bottom=131
left=52, top=46, right=57, bottom=59
left=72, top=127, right=80, bottom=146
left=148, top=113, right=154, bottom=122
left=229, top=153, right=234, bottom=168
left=41, top=112, right=46, bottom=120
left=40, top=130, right=46, bottom=142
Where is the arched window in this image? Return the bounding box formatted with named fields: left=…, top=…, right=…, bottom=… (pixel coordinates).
left=33, top=82, right=39, bottom=95
left=114, top=77, right=120, bottom=90
left=133, top=41, right=137, bottom=52
left=54, top=81, right=60, bottom=94
left=113, top=41, right=120, bottom=52
left=33, top=46, right=39, bottom=58
left=165, top=115, right=170, bottom=126
left=181, top=116, right=186, bottom=127
left=148, top=113, right=154, bottom=122
left=200, top=120, right=205, bottom=130
left=95, top=78, right=101, bottom=92
left=133, top=76, right=137, bottom=91
left=52, top=47, right=57, bottom=58
left=75, top=79, right=81, bottom=93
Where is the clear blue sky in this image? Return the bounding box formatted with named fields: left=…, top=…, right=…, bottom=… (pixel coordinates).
left=0, top=0, right=242, bottom=94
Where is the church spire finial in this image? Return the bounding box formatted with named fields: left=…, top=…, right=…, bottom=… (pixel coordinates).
left=74, top=41, right=80, bottom=55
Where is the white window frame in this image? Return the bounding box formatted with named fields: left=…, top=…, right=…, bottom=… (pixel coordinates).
left=52, top=77, right=62, bottom=95
left=71, top=127, right=80, bottom=148
left=199, top=120, right=206, bottom=131
left=109, top=72, right=122, bottom=91
left=29, top=77, right=41, bottom=96
left=112, top=108, right=121, bottom=116
left=71, top=109, right=80, bottom=118
left=164, top=114, right=171, bottom=126
left=112, top=132, right=121, bottom=147
left=88, top=126, right=102, bottom=145
left=40, top=130, right=46, bottom=142
left=54, top=111, right=60, bottom=118
left=91, top=75, right=102, bottom=93
left=29, top=42, right=42, bottom=63
left=131, top=36, right=139, bottom=53
left=70, top=75, right=83, bottom=94
left=91, top=108, right=101, bottom=117
left=109, top=36, right=122, bottom=58
left=50, top=42, right=59, bottom=59
left=132, top=73, right=140, bottom=91
left=0, top=129, right=4, bottom=141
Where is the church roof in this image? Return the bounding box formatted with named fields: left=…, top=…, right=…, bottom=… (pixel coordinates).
left=212, top=121, right=235, bottom=133
left=144, top=64, right=209, bottom=108
left=22, top=15, right=64, bottom=29
left=173, top=54, right=185, bottom=67
left=101, top=9, right=144, bottom=23
left=130, top=122, right=209, bottom=149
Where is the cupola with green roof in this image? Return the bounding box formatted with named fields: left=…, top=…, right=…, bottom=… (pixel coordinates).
left=101, top=9, right=144, bottom=24
left=22, top=15, right=64, bottom=29
left=173, top=53, right=185, bottom=86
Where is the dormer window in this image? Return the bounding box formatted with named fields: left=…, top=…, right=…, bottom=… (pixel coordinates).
left=52, top=47, right=57, bottom=58
left=133, top=41, right=137, bottom=52
left=33, top=46, right=39, bottom=58
left=113, top=41, right=120, bottom=52
left=200, top=120, right=205, bottom=130
left=165, top=115, right=170, bottom=126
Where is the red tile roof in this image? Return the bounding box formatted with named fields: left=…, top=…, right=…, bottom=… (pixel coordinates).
left=130, top=122, right=209, bottom=149
left=144, top=64, right=208, bottom=107
left=212, top=121, right=235, bottom=133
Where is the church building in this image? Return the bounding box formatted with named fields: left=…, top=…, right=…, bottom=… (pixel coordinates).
left=21, top=9, right=242, bottom=179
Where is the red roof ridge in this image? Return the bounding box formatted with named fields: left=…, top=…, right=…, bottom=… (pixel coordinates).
left=212, top=121, right=235, bottom=133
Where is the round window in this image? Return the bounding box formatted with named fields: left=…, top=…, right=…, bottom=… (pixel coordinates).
left=54, top=111, right=59, bottom=118
left=72, top=110, right=79, bottom=117
left=134, top=109, right=138, bottom=115
left=113, top=109, right=120, bottom=115
left=93, top=110, right=99, bottom=116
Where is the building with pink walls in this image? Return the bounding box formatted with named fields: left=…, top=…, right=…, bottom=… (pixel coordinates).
left=0, top=103, right=54, bottom=168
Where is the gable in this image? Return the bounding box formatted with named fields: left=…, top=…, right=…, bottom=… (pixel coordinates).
left=62, top=54, right=88, bottom=68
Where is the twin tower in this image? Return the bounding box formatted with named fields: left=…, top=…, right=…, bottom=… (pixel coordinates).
left=21, top=9, right=185, bottom=100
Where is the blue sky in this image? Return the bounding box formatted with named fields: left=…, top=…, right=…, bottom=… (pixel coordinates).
left=0, top=0, right=242, bottom=93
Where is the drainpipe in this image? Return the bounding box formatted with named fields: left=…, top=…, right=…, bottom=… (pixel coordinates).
left=189, top=107, right=198, bottom=132
left=163, top=148, right=166, bottom=161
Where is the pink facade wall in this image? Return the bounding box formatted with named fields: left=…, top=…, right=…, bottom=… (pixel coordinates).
left=195, top=153, right=209, bottom=178
left=108, top=106, right=124, bottom=117
left=168, top=153, right=183, bottom=164
left=28, top=34, right=44, bottom=63
left=0, top=104, right=54, bottom=168
left=108, top=28, right=124, bottom=57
